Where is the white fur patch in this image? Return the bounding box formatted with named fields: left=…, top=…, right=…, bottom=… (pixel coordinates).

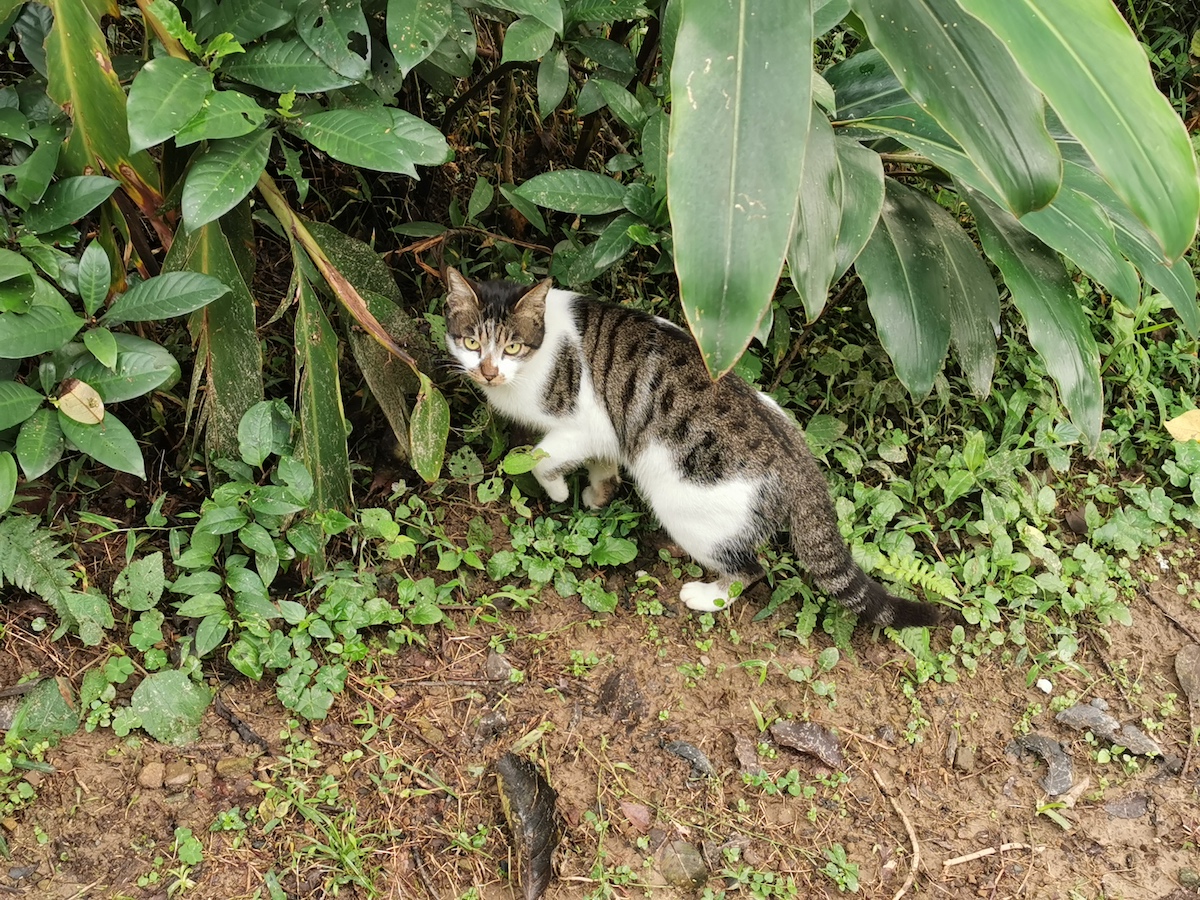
left=680, top=580, right=733, bottom=612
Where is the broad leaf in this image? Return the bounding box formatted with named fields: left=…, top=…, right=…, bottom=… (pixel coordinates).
left=126, top=57, right=214, bottom=153
left=130, top=670, right=211, bottom=745
left=57, top=378, right=104, bottom=425
left=82, top=327, right=118, bottom=370
left=853, top=179, right=951, bottom=399
left=566, top=0, right=646, bottom=28
left=294, top=107, right=449, bottom=177
left=829, top=137, right=885, bottom=282
left=296, top=0, right=371, bottom=80
left=502, top=17, right=556, bottom=63
left=76, top=242, right=110, bottom=317
left=23, top=175, right=119, bottom=233
left=70, top=334, right=181, bottom=403
left=851, top=0, right=1060, bottom=215
left=514, top=169, right=627, bottom=214
left=238, top=399, right=293, bottom=467
left=0, top=451, right=15, bottom=515
left=537, top=49, right=570, bottom=119
left=193, top=0, right=296, bottom=42
left=410, top=372, right=448, bottom=482
left=103, top=272, right=229, bottom=325
left=789, top=112, right=841, bottom=320
left=174, top=91, right=268, bottom=147
left=387, top=0, right=453, bottom=75
left=59, top=410, right=145, bottom=478
left=15, top=408, right=63, bottom=480
left=0, top=249, right=35, bottom=314
left=181, top=130, right=273, bottom=230
left=964, top=186, right=1101, bottom=449
left=0, top=287, right=84, bottom=357
left=959, top=0, right=1199, bottom=260
left=488, top=0, right=563, bottom=34
left=221, top=38, right=356, bottom=92
left=0, top=381, right=44, bottom=430
left=668, top=0, right=813, bottom=376
left=814, top=0, right=849, bottom=35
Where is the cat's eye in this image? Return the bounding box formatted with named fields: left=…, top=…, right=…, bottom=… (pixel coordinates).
left=462, top=336, right=481, bottom=351
left=503, top=342, right=523, bottom=355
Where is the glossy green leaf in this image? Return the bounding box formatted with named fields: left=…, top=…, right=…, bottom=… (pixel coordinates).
left=410, top=372, right=448, bottom=482
left=829, top=137, right=885, bottom=282
left=668, top=0, right=813, bottom=376
left=103, top=272, right=229, bottom=325
left=488, top=0, right=563, bottom=34
left=293, top=107, right=450, bottom=177
left=295, top=273, right=351, bottom=510
left=172, top=214, right=264, bottom=462
left=514, top=169, right=627, bottom=214
left=15, top=408, right=63, bottom=481
left=0, top=288, right=84, bottom=358
left=296, top=0, right=371, bottom=81
left=238, top=400, right=293, bottom=467
left=958, top=0, right=1199, bottom=260
left=174, top=91, right=268, bottom=147
left=854, top=179, right=951, bottom=399
left=221, top=38, right=356, bottom=92
left=181, top=130, right=273, bottom=230
left=126, top=57, right=214, bottom=153
left=386, top=0, right=452, bottom=74
left=194, top=0, right=295, bottom=42
left=0, top=381, right=42, bottom=430
left=82, top=328, right=117, bottom=370
left=76, top=242, right=110, bottom=317
left=814, top=0, right=849, bottom=34
left=537, top=49, right=570, bottom=119
left=0, top=249, right=35, bottom=314
left=593, top=79, right=647, bottom=131
left=503, top=17, right=556, bottom=63
left=422, top=6, right=475, bottom=78
left=964, top=186, right=1101, bottom=449
left=851, top=0, right=1060, bottom=215
left=789, top=112, right=841, bottom=320
left=23, top=175, right=119, bottom=233
left=0, top=451, right=15, bottom=515
left=566, top=0, right=645, bottom=27
left=468, top=177, right=494, bottom=221
left=573, top=37, right=635, bottom=79
left=70, top=334, right=181, bottom=403
left=59, top=409, right=145, bottom=478
left=500, top=184, right=548, bottom=233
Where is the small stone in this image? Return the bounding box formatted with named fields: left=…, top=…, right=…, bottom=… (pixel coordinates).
left=162, top=761, right=193, bottom=788
left=1179, top=867, right=1199, bottom=888
left=953, top=744, right=977, bottom=773
left=733, top=733, right=766, bottom=778
left=1007, top=734, right=1073, bottom=796
left=1090, top=697, right=1109, bottom=711
left=475, top=709, right=508, bottom=741
left=7, top=865, right=37, bottom=880
left=1103, top=793, right=1150, bottom=820
left=485, top=650, right=512, bottom=681
left=215, top=757, right=254, bottom=779
left=195, top=765, right=213, bottom=789
left=769, top=720, right=843, bottom=768
left=1176, top=645, right=1200, bottom=704
left=660, top=841, right=707, bottom=889
left=1036, top=678, right=1052, bottom=694
left=138, top=762, right=165, bottom=790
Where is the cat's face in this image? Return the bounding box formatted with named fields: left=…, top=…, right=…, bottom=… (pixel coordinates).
left=444, top=268, right=550, bottom=387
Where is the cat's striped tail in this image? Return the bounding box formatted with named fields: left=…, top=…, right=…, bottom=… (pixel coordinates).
left=789, top=494, right=940, bottom=629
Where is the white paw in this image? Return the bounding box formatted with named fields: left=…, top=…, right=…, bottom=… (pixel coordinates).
left=680, top=581, right=732, bottom=612
left=582, top=485, right=601, bottom=509
left=542, top=478, right=570, bottom=503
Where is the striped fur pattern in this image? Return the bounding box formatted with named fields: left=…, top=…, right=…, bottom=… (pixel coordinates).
left=444, top=269, right=938, bottom=628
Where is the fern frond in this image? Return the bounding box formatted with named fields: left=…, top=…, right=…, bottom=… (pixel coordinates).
left=0, top=515, right=78, bottom=616
left=878, top=553, right=959, bottom=600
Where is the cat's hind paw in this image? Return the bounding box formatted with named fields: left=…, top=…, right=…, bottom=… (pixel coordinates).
left=680, top=581, right=733, bottom=612
left=582, top=476, right=620, bottom=510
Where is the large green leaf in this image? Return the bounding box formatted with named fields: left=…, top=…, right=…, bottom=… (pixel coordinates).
left=125, top=57, right=214, bottom=153
left=668, top=0, right=813, bottom=376
left=130, top=670, right=210, bottom=745
left=829, top=137, right=885, bottom=282
left=295, top=272, right=351, bottom=511
left=514, top=170, right=628, bottom=214
left=410, top=372, right=448, bottom=482
left=788, top=112, right=841, bottom=320
left=814, top=0, right=849, bottom=35
left=851, top=0, right=1060, bottom=215
left=964, top=186, right=1101, bottom=449
left=386, top=0, right=453, bottom=75
left=15, top=407, right=63, bottom=481
left=0, top=249, right=35, bottom=314
left=102, top=272, right=229, bottom=325
left=537, top=49, right=570, bottom=119
left=174, top=91, right=268, bottom=147
left=0, top=286, right=84, bottom=358
left=0, top=381, right=43, bottom=430
left=23, top=175, right=119, bottom=233
left=293, top=108, right=450, bottom=177
left=59, top=410, right=145, bottom=478
left=488, top=0, right=563, bottom=34
left=566, top=0, right=646, bottom=28
left=221, top=39, right=357, bottom=92
left=181, top=130, right=273, bottom=230
left=853, top=179, right=950, bottom=399
left=172, top=214, right=264, bottom=463
left=76, top=242, right=111, bottom=317
left=502, top=17, right=556, bottom=63
left=70, top=334, right=181, bottom=403
left=193, top=0, right=296, bottom=42
left=296, top=0, right=371, bottom=80
left=958, top=0, right=1199, bottom=261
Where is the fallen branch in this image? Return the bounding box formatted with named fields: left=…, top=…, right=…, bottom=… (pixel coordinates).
left=942, top=842, right=1043, bottom=869
left=871, top=768, right=919, bottom=900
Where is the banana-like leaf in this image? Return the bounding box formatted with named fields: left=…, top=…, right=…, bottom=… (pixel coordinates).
left=851, top=0, right=1060, bottom=215
left=964, top=186, right=1101, bottom=449
left=295, top=271, right=351, bottom=511
left=170, top=216, right=264, bottom=463
left=830, top=137, right=885, bottom=284
left=853, top=179, right=950, bottom=399
left=410, top=373, right=448, bottom=483
left=958, top=0, right=1199, bottom=261
left=789, top=112, right=841, bottom=321
left=668, top=0, right=814, bottom=377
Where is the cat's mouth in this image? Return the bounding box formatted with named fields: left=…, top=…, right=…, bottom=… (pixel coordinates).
left=469, top=369, right=507, bottom=386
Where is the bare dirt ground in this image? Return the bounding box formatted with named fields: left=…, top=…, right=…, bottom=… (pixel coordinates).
left=2, top=536, right=1198, bottom=900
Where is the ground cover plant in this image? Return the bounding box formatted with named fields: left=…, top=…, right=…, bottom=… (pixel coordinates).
left=0, top=0, right=1198, bottom=897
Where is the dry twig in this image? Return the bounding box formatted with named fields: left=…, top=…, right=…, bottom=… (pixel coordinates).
left=871, top=768, right=919, bottom=900
left=942, top=842, right=1042, bottom=868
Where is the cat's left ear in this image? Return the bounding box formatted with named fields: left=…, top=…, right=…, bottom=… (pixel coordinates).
left=444, top=267, right=481, bottom=317
left=514, top=277, right=553, bottom=317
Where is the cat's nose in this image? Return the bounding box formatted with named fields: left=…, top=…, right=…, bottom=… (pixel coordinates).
left=480, top=360, right=500, bottom=381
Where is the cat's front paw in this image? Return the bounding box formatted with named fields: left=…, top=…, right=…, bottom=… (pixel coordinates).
left=541, top=478, right=570, bottom=503
left=680, top=581, right=732, bottom=612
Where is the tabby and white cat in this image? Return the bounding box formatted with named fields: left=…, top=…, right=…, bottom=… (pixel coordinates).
left=443, top=268, right=939, bottom=628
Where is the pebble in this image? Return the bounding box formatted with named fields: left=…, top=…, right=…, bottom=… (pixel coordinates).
left=485, top=649, right=513, bottom=681
left=1176, top=645, right=1200, bottom=704
left=216, top=756, right=254, bottom=779
left=1007, top=734, right=1073, bottom=796
left=138, top=762, right=165, bottom=790
left=1036, top=678, right=1052, bottom=694
left=1056, top=703, right=1162, bottom=756
left=1102, top=793, right=1149, bottom=820
left=659, top=841, right=707, bottom=889
left=953, top=744, right=977, bottom=773
left=163, top=761, right=193, bottom=788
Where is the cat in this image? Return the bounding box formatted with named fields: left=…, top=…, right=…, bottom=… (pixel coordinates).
left=443, top=267, right=939, bottom=628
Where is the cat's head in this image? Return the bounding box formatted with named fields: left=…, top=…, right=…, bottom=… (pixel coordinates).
left=443, top=267, right=551, bottom=387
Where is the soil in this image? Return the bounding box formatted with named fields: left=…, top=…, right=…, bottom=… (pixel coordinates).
left=1, top=529, right=1198, bottom=900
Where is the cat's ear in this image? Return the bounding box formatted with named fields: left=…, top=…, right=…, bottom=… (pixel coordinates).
left=514, top=277, right=552, bottom=318
left=444, top=267, right=481, bottom=316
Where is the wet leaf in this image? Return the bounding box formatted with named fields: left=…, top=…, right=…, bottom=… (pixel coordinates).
left=495, top=753, right=560, bottom=900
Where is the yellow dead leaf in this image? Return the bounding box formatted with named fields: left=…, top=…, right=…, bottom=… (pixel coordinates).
left=57, top=378, right=105, bottom=425
left=1165, top=409, right=1200, bottom=442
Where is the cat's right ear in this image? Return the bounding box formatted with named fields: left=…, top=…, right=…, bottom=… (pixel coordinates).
left=444, top=267, right=481, bottom=317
